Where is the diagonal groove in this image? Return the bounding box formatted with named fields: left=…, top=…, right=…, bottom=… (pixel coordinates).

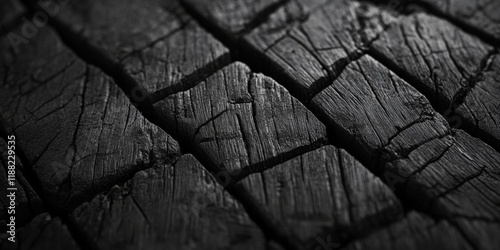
left=367, top=46, right=500, bottom=152
left=178, top=0, right=427, bottom=247
left=411, top=1, right=500, bottom=47
left=14, top=3, right=306, bottom=250
left=0, top=117, right=100, bottom=250
left=175, top=1, right=500, bottom=249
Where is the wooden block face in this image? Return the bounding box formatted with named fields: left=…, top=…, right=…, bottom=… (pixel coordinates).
left=0, top=28, right=180, bottom=210
left=56, top=0, right=230, bottom=93
left=342, top=212, right=472, bottom=250
left=371, top=12, right=492, bottom=107
left=417, top=0, right=500, bottom=41
left=311, top=55, right=450, bottom=161
left=240, top=146, right=403, bottom=246
left=71, top=154, right=266, bottom=250
left=154, top=62, right=328, bottom=175
left=245, top=0, right=396, bottom=99
left=456, top=53, right=500, bottom=150
left=370, top=12, right=500, bottom=149
left=183, top=0, right=284, bottom=35
left=0, top=0, right=499, bottom=249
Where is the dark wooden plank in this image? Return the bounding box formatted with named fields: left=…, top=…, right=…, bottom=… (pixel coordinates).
left=154, top=62, right=328, bottom=179
left=455, top=52, right=500, bottom=149
left=370, top=12, right=499, bottom=149
left=182, top=0, right=283, bottom=36
left=70, top=154, right=265, bottom=250
left=310, top=55, right=500, bottom=249
left=0, top=213, right=80, bottom=250
left=385, top=130, right=500, bottom=250
left=311, top=55, right=450, bottom=162
left=55, top=0, right=230, bottom=94
left=342, top=211, right=473, bottom=250
left=0, top=138, right=43, bottom=228
left=0, top=27, right=181, bottom=211
left=244, top=0, right=396, bottom=100
left=416, top=0, right=500, bottom=42
left=182, top=0, right=332, bottom=38
left=240, top=145, right=403, bottom=247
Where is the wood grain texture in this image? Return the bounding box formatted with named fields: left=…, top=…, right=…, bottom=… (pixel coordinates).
left=384, top=130, right=500, bottom=250
left=417, top=0, right=500, bottom=42
left=370, top=12, right=499, bottom=149
left=182, top=0, right=332, bottom=39
left=1, top=0, right=498, bottom=248
left=56, top=0, right=230, bottom=94
left=154, top=62, right=328, bottom=178
left=244, top=0, right=395, bottom=99
left=182, top=0, right=284, bottom=36
left=240, top=145, right=403, bottom=247
left=0, top=27, right=180, bottom=211
left=311, top=55, right=450, bottom=162
left=0, top=213, right=80, bottom=250
left=310, top=55, right=500, bottom=249
left=0, top=138, right=43, bottom=228
left=70, top=154, right=265, bottom=250
left=342, top=211, right=473, bottom=250
left=455, top=52, right=500, bottom=150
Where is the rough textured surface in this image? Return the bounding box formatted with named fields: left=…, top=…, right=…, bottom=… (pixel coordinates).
left=311, top=55, right=450, bottom=162
left=240, top=146, right=403, bottom=247
left=1, top=0, right=499, bottom=249
left=0, top=138, right=43, bottom=228
left=370, top=12, right=499, bottom=149
left=0, top=213, right=80, bottom=250
left=371, top=12, right=491, bottom=108
left=384, top=130, right=500, bottom=250
left=343, top=211, right=473, bottom=250
left=244, top=0, right=395, bottom=99
left=155, top=62, right=328, bottom=177
left=0, top=28, right=180, bottom=211
left=182, top=0, right=284, bottom=36
left=417, top=0, right=500, bottom=42
left=71, top=154, right=266, bottom=250
left=310, top=55, right=500, bottom=249
left=455, top=52, right=500, bottom=150
left=56, top=0, right=230, bottom=94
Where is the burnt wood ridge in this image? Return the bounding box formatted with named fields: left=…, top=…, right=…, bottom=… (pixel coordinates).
left=0, top=0, right=499, bottom=250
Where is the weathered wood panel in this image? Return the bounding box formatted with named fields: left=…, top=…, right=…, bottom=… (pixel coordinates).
left=2, top=0, right=498, bottom=249
left=70, top=154, right=265, bottom=250
left=311, top=55, right=450, bottom=162
left=370, top=12, right=499, bottom=149
left=154, top=62, right=328, bottom=179
left=372, top=12, right=491, bottom=108
left=384, top=130, right=500, bottom=250
left=182, top=0, right=283, bottom=36
left=55, top=0, right=230, bottom=94
left=342, top=211, right=472, bottom=250
left=0, top=213, right=80, bottom=250
left=182, top=0, right=331, bottom=38
left=0, top=27, right=180, bottom=211
left=310, top=55, right=500, bottom=249
left=244, top=0, right=395, bottom=99
left=240, top=145, right=403, bottom=247
left=417, top=0, right=500, bottom=42
left=455, top=52, right=500, bottom=149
